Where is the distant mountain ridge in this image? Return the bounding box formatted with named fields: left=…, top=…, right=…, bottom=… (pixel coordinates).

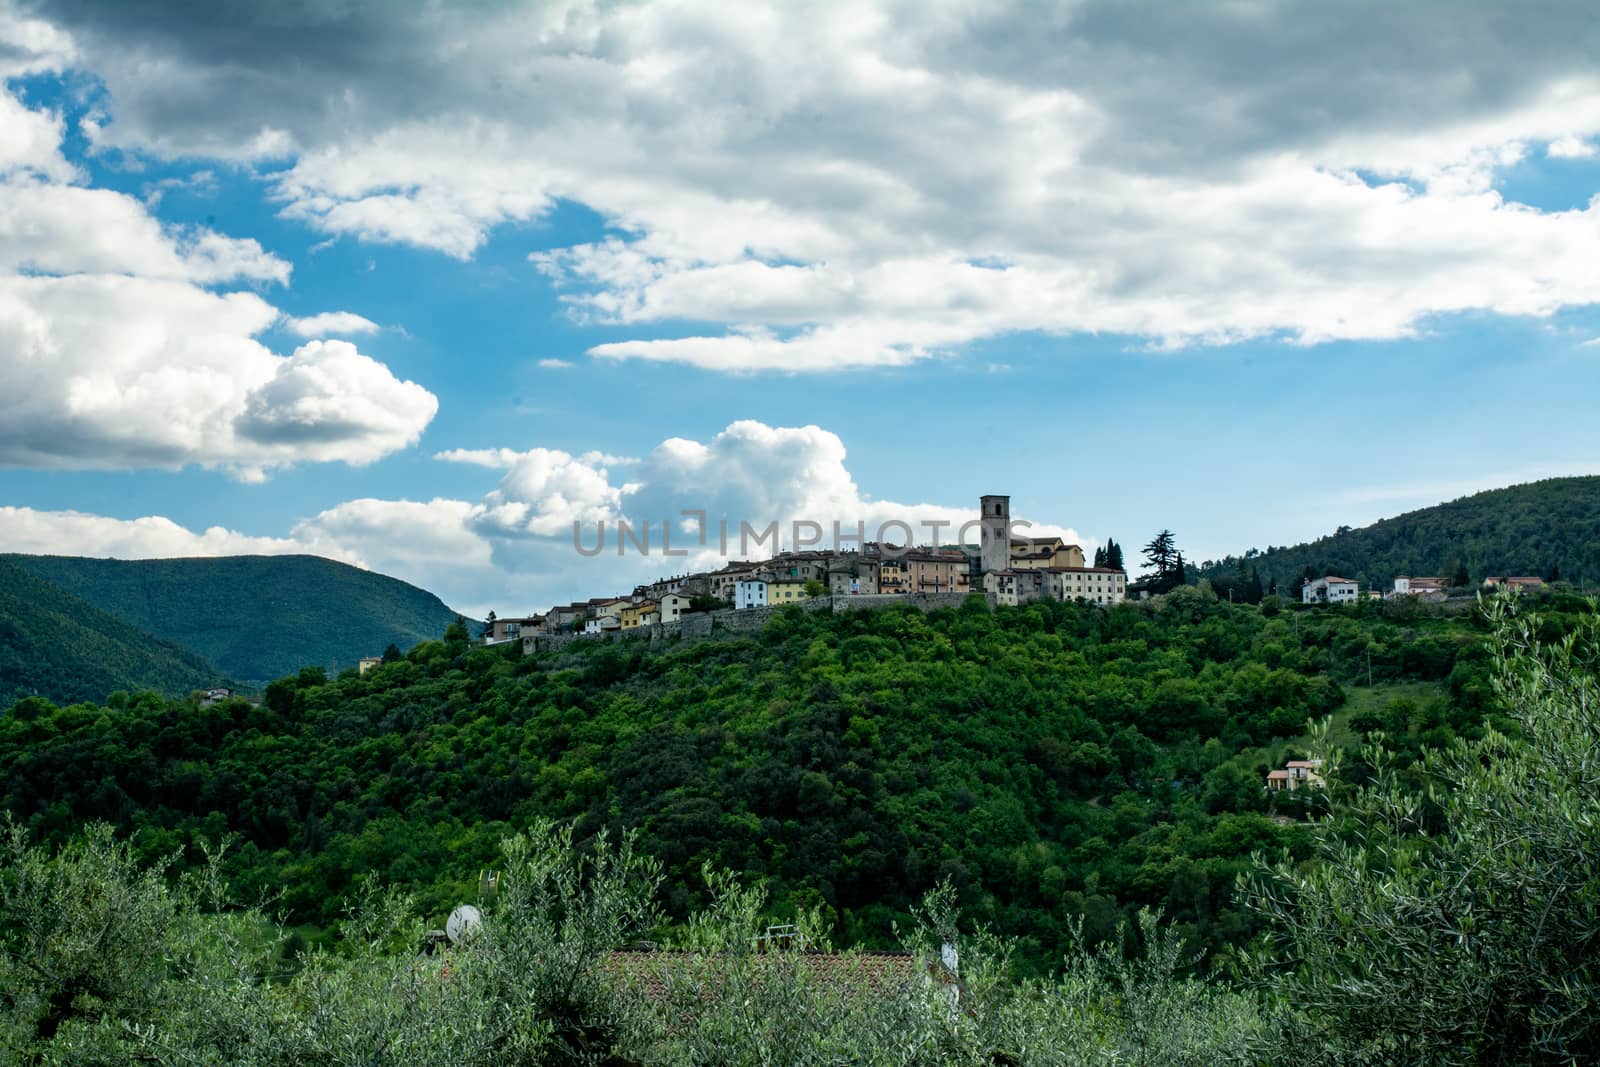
left=1199, top=476, right=1600, bottom=594
left=2, top=554, right=467, bottom=685
left=0, top=558, right=224, bottom=706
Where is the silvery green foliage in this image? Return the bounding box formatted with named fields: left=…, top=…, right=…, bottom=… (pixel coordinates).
left=615, top=875, right=1264, bottom=1066
left=1244, top=594, right=1600, bottom=1066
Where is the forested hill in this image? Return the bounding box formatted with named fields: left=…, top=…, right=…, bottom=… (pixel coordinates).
left=2, top=554, right=466, bottom=685
left=1200, top=476, right=1600, bottom=593
left=0, top=559, right=223, bottom=706
left=0, top=591, right=1513, bottom=976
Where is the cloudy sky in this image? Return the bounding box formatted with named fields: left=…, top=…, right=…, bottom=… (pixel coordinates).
left=2, top=0, right=1598, bottom=616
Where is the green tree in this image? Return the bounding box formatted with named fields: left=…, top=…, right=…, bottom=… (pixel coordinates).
left=803, top=578, right=828, bottom=598
left=1244, top=596, right=1600, bottom=1064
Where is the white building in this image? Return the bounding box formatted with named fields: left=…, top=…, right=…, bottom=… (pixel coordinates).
left=734, top=579, right=769, bottom=610
left=658, top=592, right=693, bottom=622
left=1303, top=576, right=1360, bottom=604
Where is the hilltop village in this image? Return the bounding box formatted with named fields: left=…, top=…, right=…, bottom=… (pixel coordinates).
left=478, top=494, right=1128, bottom=648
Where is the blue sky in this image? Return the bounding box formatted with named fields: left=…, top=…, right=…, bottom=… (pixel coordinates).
left=2, top=1, right=1599, bottom=616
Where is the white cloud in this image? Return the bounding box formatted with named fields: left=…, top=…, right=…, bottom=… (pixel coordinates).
left=1582, top=337, right=1600, bottom=347
left=0, top=85, right=436, bottom=477
left=537, top=357, right=573, bottom=368
left=281, top=310, right=380, bottom=337
left=1548, top=135, right=1597, bottom=159
left=29, top=1, right=1600, bottom=371
left=0, top=505, right=349, bottom=562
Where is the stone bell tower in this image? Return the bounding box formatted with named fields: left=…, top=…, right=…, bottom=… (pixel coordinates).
left=979, top=494, right=1010, bottom=575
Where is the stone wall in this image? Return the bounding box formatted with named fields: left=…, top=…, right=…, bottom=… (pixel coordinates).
left=520, top=591, right=985, bottom=655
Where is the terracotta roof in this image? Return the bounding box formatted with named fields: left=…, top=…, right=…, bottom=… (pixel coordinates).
left=1266, top=770, right=1292, bottom=780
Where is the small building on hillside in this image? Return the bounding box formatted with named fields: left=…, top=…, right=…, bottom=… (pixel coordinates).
left=1302, top=576, right=1359, bottom=604
left=1266, top=758, right=1325, bottom=792
left=199, top=686, right=236, bottom=705
left=734, top=579, right=769, bottom=610
left=1483, top=576, right=1544, bottom=593
left=584, top=615, right=621, bottom=636
left=1390, top=576, right=1446, bottom=601
left=357, top=657, right=382, bottom=675
left=484, top=616, right=543, bottom=644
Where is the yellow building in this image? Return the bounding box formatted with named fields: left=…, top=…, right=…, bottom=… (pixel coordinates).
left=768, top=578, right=810, bottom=604
left=619, top=600, right=659, bottom=629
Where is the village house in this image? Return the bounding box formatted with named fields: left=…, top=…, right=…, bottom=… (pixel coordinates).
left=768, top=577, right=810, bottom=604
left=1010, top=536, right=1086, bottom=571
left=1389, top=576, right=1447, bottom=600
left=619, top=601, right=658, bottom=629
left=826, top=554, right=879, bottom=595
left=905, top=549, right=969, bottom=593
left=657, top=591, right=693, bottom=622
left=584, top=615, right=622, bottom=635
left=1302, top=576, right=1360, bottom=604
left=1266, top=758, right=1325, bottom=792
left=1042, top=567, right=1127, bottom=605
left=1483, top=576, right=1544, bottom=593
left=734, top=578, right=768, bottom=610
left=484, top=615, right=544, bottom=644
left=708, top=562, right=758, bottom=602
left=876, top=554, right=908, bottom=594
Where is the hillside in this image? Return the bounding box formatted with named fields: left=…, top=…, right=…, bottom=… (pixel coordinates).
left=0, top=590, right=1517, bottom=975
left=1200, top=476, right=1600, bottom=595
left=0, top=559, right=223, bottom=706
left=2, top=554, right=466, bottom=685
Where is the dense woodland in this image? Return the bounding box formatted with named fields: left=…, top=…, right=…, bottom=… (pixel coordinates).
left=1, top=594, right=1595, bottom=1065
left=2, top=554, right=465, bottom=685
left=2, top=585, right=1561, bottom=980
left=0, top=559, right=221, bottom=708
left=1197, top=476, right=1600, bottom=595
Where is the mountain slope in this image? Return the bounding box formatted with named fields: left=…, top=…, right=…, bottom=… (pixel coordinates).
left=1200, top=476, right=1600, bottom=593
left=0, top=559, right=223, bottom=706
left=2, top=554, right=465, bottom=684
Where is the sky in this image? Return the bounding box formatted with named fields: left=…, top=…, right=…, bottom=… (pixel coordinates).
left=1, top=0, right=1599, bottom=618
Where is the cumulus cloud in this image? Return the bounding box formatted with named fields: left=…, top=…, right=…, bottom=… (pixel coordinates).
left=281, top=310, right=380, bottom=337
left=1548, top=135, right=1597, bottom=159
left=0, top=80, right=436, bottom=477
left=537, top=357, right=573, bottom=369
left=0, top=505, right=350, bottom=562
left=26, top=0, right=1600, bottom=370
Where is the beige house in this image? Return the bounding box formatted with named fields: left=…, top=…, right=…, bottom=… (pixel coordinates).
left=1010, top=536, right=1086, bottom=571
left=1043, top=567, right=1127, bottom=605
left=906, top=550, right=970, bottom=593
left=1266, top=759, right=1325, bottom=792
left=878, top=555, right=908, bottom=594
left=658, top=592, right=693, bottom=622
